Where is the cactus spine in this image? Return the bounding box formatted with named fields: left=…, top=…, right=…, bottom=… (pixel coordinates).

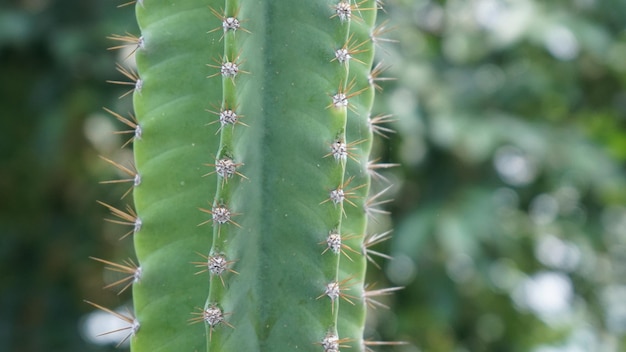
left=92, top=1, right=397, bottom=350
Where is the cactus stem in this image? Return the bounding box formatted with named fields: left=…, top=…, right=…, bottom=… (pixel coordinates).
left=83, top=300, right=139, bottom=347
left=98, top=0, right=397, bottom=349
left=103, top=107, right=141, bottom=148
left=98, top=156, right=140, bottom=199
left=191, top=252, right=239, bottom=287
left=96, top=201, right=141, bottom=240
left=89, top=256, right=141, bottom=294
left=106, top=63, right=142, bottom=99
left=188, top=305, right=234, bottom=341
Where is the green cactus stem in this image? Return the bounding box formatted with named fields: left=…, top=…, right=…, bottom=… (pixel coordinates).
left=90, top=0, right=399, bottom=351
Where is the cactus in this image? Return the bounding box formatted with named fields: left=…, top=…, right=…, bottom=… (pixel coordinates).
left=89, top=0, right=399, bottom=350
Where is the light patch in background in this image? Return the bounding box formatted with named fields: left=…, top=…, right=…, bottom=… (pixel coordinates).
left=386, top=254, right=417, bottom=286
left=533, top=324, right=617, bottom=352
left=446, top=253, right=475, bottom=283
left=492, top=187, right=520, bottom=215
left=390, top=87, right=418, bottom=119
left=116, top=46, right=138, bottom=69
left=535, top=234, right=581, bottom=272
left=474, top=0, right=534, bottom=45
left=513, top=271, right=574, bottom=325
left=390, top=88, right=427, bottom=167
left=601, top=285, right=626, bottom=333
left=574, top=0, right=596, bottom=8
left=399, top=132, right=427, bottom=168
left=442, top=33, right=473, bottom=63
left=554, top=186, right=582, bottom=216
left=529, top=194, right=559, bottom=226
left=84, top=113, right=119, bottom=155
left=430, top=114, right=457, bottom=151
left=607, top=42, right=626, bottom=72
left=601, top=206, right=626, bottom=243
left=413, top=1, right=444, bottom=33
left=105, top=149, right=135, bottom=180
left=544, top=25, right=580, bottom=61
left=80, top=306, right=132, bottom=347
left=474, top=63, right=505, bottom=94
left=488, top=258, right=524, bottom=292
left=533, top=346, right=584, bottom=352
left=494, top=145, right=538, bottom=186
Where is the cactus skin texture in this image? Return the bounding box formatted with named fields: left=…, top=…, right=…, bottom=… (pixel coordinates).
left=93, top=0, right=397, bottom=351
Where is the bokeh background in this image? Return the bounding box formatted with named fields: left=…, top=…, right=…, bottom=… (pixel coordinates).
left=2, top=0, right=626, bottom=351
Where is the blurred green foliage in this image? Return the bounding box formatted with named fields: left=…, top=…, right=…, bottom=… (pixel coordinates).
left=372, top=0, right=626, bottom=351
left=0, top=1, right=136, bottom=351
left=1, top=0, right=625, bottom=351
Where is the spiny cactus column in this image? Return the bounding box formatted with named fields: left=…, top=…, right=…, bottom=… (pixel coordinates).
left=92, top=0, right=398, bottom=351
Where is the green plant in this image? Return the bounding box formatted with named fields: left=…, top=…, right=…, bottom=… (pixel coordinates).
left=88, top=1, right=399, bottom=350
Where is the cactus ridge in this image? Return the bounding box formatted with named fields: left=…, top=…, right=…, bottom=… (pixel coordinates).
left=88, top=0, right=401, bottom=350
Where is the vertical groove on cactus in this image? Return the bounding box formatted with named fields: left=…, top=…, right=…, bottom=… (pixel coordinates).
left=204, top=1, right=245, bottom=346
left=88, top=0, right=400, bottom=351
